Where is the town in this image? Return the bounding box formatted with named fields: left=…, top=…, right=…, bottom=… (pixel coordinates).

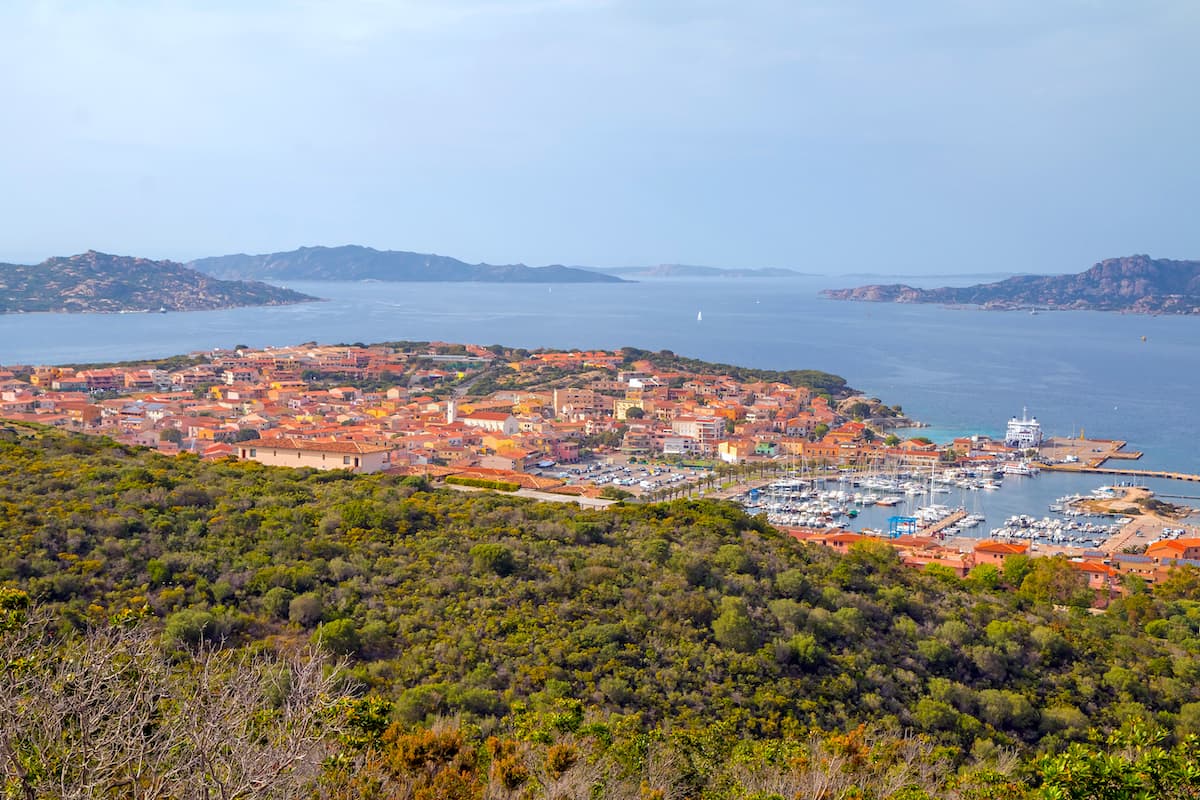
left=1, top=339, right=1197, bottom=606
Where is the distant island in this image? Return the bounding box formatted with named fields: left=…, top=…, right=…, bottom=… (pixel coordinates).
left=0, top=251, right=318, bottom=314
left=190, top=245, right=627, bottom=284
left=823, top=255, right=1200, bottom=314
left=595, top=264, right=809, bottom=279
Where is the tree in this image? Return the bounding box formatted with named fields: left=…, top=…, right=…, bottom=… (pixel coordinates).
left=1003, top=554, right=1033, bottom=588
left=470, top=543, right=517, bottom=576
left=1155, top=565, right=1200, bottom=600
left=289, top=592, right=325, bottom=627
left=1019, top=556, right=1093, bottom=607
left=845, top=401, right=871, bottom=420
left=624, top=407, right=645, bottom=420
left=0, top=595, right=349, bottom=800
left=712, top=596, right=757, bottom=652
left=314, top=618, right=362, bottom=656
left=966, top=563, right=1002, bottom=591
left=1035, top=725, right=1200, bottom=800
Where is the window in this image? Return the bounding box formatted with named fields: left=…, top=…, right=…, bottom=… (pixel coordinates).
left=248, top=448, right=256, bottom=457
left=343, top=456, right=352, bottom=465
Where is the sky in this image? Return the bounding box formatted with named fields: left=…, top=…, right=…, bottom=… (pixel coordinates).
left=2, top=0, right=1198, bottom=274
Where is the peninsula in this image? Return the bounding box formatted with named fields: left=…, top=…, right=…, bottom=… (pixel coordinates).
left=190, top=245, right=627, bottom=283
left=822, top=254, right=1200, bottom=314
left=0, top=251, right=318, bottom=313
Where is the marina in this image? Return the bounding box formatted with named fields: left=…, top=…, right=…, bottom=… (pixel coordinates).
left=733, top=422, right=1200, bottom=557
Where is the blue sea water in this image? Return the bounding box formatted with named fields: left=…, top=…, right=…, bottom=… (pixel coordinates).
left=1, top=276, right=1196, bottom=488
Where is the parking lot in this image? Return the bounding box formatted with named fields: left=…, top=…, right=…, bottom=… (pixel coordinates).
left=536, top=455, right=714, bottom=497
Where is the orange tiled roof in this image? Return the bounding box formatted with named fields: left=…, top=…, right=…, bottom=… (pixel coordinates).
left=241, top=437, right=392, bottom=454
left=974, top=541, right=1029, bottom=555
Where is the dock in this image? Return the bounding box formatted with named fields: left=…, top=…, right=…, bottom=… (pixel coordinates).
left=1039, top=463, right=1200, bottom=482
left=1038, top=437, right=1141, bottom=468
left=920, top=508, right=967, bottom=537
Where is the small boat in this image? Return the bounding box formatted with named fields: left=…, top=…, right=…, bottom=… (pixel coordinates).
left=697, top=311, right=703, bottom=322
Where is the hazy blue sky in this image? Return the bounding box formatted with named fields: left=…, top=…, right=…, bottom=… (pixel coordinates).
left=2, top=1, right=1197, bottom=273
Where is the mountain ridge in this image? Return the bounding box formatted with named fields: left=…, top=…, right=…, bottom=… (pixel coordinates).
left=822, top=255, right=1200, bottom=314
left=0, top=250, right=318, bottom=313
left=189, top=245, right=628, bottom=283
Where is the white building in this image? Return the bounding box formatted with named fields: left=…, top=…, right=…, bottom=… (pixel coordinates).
left=670, top=416, right=723, bottom=454
left=461, top=411, right=519, bottom=436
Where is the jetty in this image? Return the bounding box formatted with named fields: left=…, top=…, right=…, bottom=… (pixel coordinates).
left=1038, top=437, right=1142, bottom=468
left=1039, top=464, right=1200, bottom=483
left=921, top=508, right=967, bottom=537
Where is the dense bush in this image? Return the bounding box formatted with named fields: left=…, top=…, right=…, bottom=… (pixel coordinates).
left=445, top=475, right=521, bottom=492
left=4, top=421, right=1200, bottom=777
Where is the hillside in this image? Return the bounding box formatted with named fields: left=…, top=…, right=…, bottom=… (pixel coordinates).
left=190, top=245, right=627, bottom=283
left=823, top=255, right=1200, bottom=313
left=5, top=422, right=1200, bottom=795
left=0, top=251, right=318, bottom=313
left=4, top=423, right=1200, bottom=744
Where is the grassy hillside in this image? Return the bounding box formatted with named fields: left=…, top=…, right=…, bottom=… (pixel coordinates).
left=4, top=421, right=1200, bottom=796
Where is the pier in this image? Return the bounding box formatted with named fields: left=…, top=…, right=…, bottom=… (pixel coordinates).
left=1038, top=437, right=1142, bottom=468
left=1039, top=463, right=1200, bottom=482
left=920, top=508, right=967, bottom=537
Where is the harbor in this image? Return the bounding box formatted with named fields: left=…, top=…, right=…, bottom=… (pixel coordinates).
left=733, top=414, right=1200, bottom=558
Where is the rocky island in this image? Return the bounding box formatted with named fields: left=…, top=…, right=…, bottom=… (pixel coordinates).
left=190, top=244, right=628, bottom=283
left=0, top=251, right=318, bottom=313
left=823, top=254, right=1200, bottom=314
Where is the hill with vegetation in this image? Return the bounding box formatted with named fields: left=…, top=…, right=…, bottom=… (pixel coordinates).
left=190, top=245, right=627, bottom=283
left=823, top=255, right=1200, bottom=314
left=0, top=250, right=318, bottom=313
left=3, top=422, right=1200, bottom=797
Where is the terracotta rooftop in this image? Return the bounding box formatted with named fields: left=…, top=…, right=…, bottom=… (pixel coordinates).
left=974, top=540, right=1029, bottom=555
left=244, top=437, right=392, bottom=454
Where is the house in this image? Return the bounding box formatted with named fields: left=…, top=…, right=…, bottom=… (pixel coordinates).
left=972, top=540, right=1029, bottom=567
left=1108, top=553, right=1159, bottom=585
left=1071, top=559, right=1119, bottom=596
left=786, top=529, right=864, bottom=553
left=237, top=438, right=394, bottom=473
left=551, top=440, right=581, bottom=463
left=1146, top=538, right=1200, bottom=563
left=479, top=450, right=529, bottom=473
left=717, top=439, right=756, bottom=464
left=897, top=546, right=972, bottom=577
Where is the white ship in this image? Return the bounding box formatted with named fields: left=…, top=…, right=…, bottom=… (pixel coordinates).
left=1005, top=407, right=1043, bottom=449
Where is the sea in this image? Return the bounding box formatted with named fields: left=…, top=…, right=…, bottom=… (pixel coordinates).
left=2, top=275, right=1197, bottom=535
